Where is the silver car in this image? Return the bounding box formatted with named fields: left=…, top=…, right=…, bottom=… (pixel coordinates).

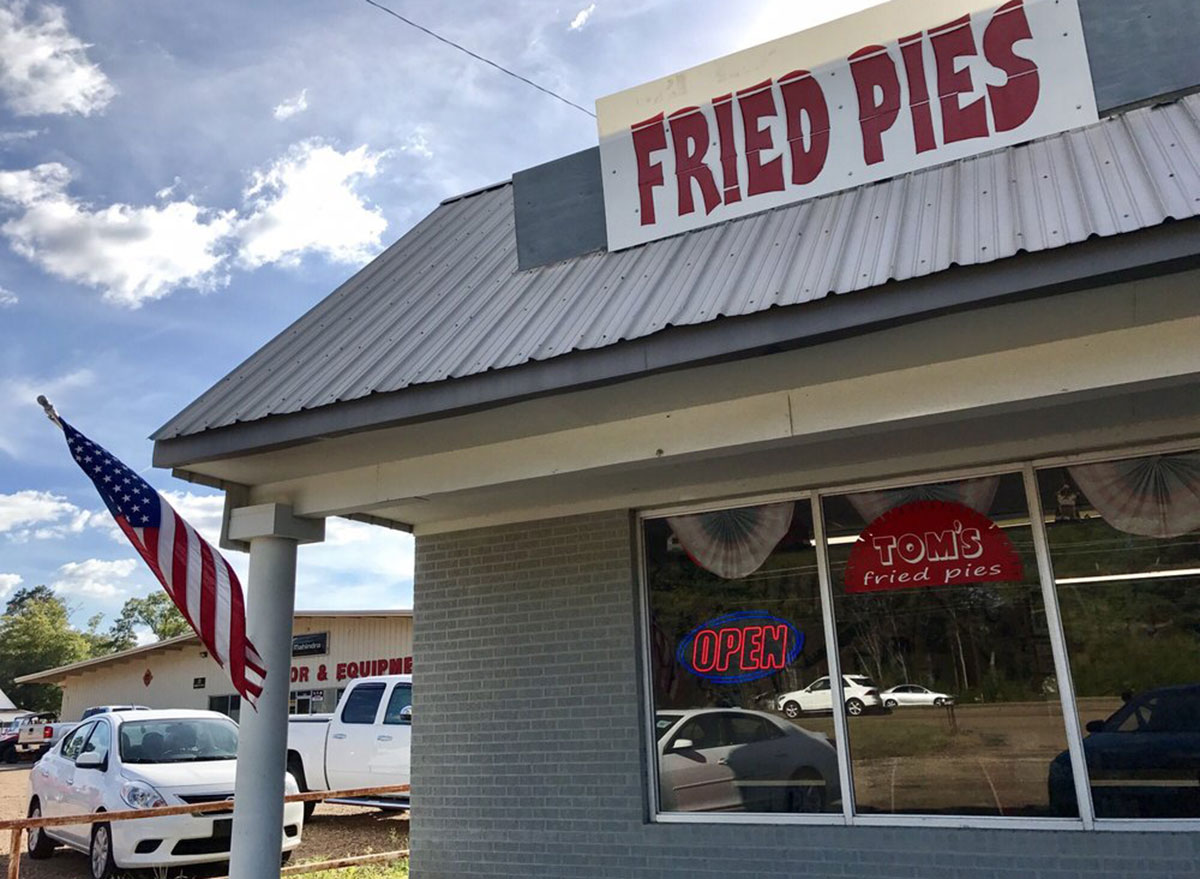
left=656, top=708, right=840, bottom=813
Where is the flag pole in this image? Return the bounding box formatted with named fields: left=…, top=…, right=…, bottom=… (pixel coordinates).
left=36, top=395, right=63, bottom=430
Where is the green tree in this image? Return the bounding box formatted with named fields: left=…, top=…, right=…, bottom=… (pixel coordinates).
left=0, top=591, right=92, bottom=713
left=112, top=591, right=190, bottom=642
left=5, top=584, right=57, bottom=615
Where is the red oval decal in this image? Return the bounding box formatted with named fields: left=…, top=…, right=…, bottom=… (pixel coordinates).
left=845, top=500, right=1023, bottom=593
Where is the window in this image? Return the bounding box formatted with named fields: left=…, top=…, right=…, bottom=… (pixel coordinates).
left=822, top=471, right=1070, bottom=817
left=81, top=721, right=111, bottom=764
left=644, top=501, right=841, bottom=815
left=384, top=684, right=413, bottom=725
left=207, top=694, right=241, bottom=723
left=641, top=450, right=1200, bottom=826
left=340, top=683, right=385, bottom=724
left=60, top=723, right=94, bottom=761
left=1038, top=452, right=1200, bottom=820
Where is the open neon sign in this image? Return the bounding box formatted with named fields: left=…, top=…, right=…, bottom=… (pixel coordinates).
left=676, top=611, right=803, bottom=684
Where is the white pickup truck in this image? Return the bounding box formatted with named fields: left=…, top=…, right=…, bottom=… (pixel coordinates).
left=286, top=675, right=411, bottom=817
left=15, top=713, right=74, bottom=759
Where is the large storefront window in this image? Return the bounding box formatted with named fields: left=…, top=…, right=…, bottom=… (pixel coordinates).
left=640, top=447, right=1200, bottom=825
left=644, top=501, right=841, bottom=814
left=1037, top=452, right=1200, bottom=820
left=822, top=472, right=1071, bottom=817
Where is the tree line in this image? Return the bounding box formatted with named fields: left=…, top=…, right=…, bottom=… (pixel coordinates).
left=0, top=585, right=188, bottom=714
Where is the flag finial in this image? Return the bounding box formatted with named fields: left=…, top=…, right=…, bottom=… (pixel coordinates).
left=36, top=395, right=63, bottom=429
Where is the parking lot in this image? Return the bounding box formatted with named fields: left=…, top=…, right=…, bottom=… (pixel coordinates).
left=0, top=764, right=408, bottom=877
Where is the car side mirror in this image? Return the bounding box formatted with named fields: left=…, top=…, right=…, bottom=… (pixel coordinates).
left=399, top=705, right=413, bottom=725
left=670, top=738, right=694, bottom=752
left=1085, top=720, right=1105, bottom=734
left=76, top=751, right=104, bottom=770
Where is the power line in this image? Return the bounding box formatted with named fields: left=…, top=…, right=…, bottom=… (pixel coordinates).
left=361, top=0, right=596, bottom=119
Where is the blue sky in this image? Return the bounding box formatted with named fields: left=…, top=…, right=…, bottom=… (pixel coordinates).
left=0, top=0, right=881, bottom=637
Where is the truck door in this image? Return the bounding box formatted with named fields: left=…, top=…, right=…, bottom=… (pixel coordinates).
left=325, top=682, right=386, bottom=790
left=369, top=683, right=412, bottom=787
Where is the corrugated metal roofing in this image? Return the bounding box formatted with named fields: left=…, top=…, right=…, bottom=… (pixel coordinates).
left=157, top=95, right=1200, bottom=440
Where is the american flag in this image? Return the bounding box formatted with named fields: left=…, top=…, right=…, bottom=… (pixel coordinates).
left=58, top=420, right=265, bottom=706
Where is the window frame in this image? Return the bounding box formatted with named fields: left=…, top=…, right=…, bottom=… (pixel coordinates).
left=635, top=440, right=1200, bottom=832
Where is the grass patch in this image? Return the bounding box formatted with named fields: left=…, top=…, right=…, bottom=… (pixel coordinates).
left=845, top=716, right=955, bottom=758
left=294, top=859, right=409, bottom=878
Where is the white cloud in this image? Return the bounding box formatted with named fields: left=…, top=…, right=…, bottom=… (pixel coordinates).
left=273, top=88, right=308, bottom=120
left=0, top=1, right=115, bottom=116
left=52, top=557, right=139, bottom=599
left=0, top=572, right=21, bottom=601
left=0, top=126, right=43, bottom=146
left=0, top=367, right=94, bottom=459
left=0, top=488, right=78, bottom=533
left=401, top=128, right=433, bottom=159
left=237, top=139, right=389, bottom=269
left=159, top=490, right=223, bottom=545
left=0, top=284, right=15, bottom=306
left=568, top=4, right=596, bottom=31
left=0, top=162, right=236, bottom=307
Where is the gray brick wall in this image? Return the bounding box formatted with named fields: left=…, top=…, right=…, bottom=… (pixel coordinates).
left=411, top=510, right=1199, bottom=878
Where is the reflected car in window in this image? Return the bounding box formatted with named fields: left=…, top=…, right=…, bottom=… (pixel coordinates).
left=879, top=685, right=954, bottom=708
left=775, top=675, right=882, bottom=718
left=1048, top=684, right=1200, bottom=818
left=657, top=709, right=840, bottom=813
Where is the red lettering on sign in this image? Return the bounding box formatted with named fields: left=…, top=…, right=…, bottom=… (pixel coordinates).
left=670, top=107, right=721, bottom=216
left=712, top=93, right=742, bottom=205
left=632, top=114, right=667, bottom=226
left=317, top=664, right=327, bottom=682
left=983, top=0, right=1040, bottom=132
left=692, top=629, right=718, bottom=672
left=930, top=16, right=989, bottom=144
left=847, top=500, right=1023, bottom=593
left=778, top=70, right=830, bottom=185
left=336, top=662, right=347, bottom=681
left=759, top=624, right=789, bottom=670
left=849, top=45, right=902, bottom=165
left=737, top=80, right=785, bottom=197
left=897, top=33, right=937, bottom=154
left=716, top=627, right=743, bottom=672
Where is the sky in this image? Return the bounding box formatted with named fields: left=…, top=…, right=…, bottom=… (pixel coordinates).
left=0, top=0, right=884, bottom=640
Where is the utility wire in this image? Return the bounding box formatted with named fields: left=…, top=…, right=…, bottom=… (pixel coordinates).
left=361, top=0, right=596, bottom=119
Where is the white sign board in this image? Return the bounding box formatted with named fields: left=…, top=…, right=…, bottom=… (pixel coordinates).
left=596, top=0, right=1098, bottom=252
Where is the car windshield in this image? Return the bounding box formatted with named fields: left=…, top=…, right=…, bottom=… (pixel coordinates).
left=1106, top=689, right=1200, bottom=734
left=655, top=714, right=683, bottom=741
left=119, top=718, right=239, bottom=764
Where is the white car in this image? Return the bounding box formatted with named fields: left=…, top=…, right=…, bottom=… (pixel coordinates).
left=776, top=675, right=883, bottom=718
left=26, top=709, right=303, bottom=879
left=656, top=708, right=840, bottom=813
left=880, top=684, right=954, bottom=708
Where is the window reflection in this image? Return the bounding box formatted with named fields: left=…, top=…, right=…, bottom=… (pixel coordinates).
left=824, top=472, right=1073, bottom=817
left=644, top=504, right=841, bottom=814
left=1039, top=454, right=1200, bottom=819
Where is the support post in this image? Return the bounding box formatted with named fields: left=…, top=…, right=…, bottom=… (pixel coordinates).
left=226, top=504, right=323, bottom=879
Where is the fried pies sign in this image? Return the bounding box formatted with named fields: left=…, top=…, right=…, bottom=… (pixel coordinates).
left=845, top=500, right=1023, bottom=593
left=596, top=0, right=1097, bottom=250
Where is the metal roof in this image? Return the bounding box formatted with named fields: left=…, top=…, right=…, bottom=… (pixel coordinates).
left=156, top=95, right=1200, bottom=441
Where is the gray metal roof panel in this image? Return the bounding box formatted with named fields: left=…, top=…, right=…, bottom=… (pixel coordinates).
left=156, top=94, right=1200, bottom=440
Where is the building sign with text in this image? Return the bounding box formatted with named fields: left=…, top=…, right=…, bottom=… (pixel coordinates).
left=845, top=500, right=1023, bottom=593
left=596, top=0, right=1097, bottom=251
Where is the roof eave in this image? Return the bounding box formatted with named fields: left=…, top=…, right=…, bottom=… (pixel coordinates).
left=153, top=219, right=1200, bottom=471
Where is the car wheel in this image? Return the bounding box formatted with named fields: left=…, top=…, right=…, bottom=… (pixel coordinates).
left=288, top=756, right=316, bottom=821
left=934, top=697, right=946, bottom=706
left=1, top=744, right=16, bottom=764
left=26, top=800, right=55, bottom=859
left=884, top=698, right=898, bottom=709
left=787, top=768, right=826, bottom=813
left=89, top=822, right=118, bottom=879
left=845, top=698, right=865, bottom=716
left=282, top=851, right=293, bottom=866
left=782, top=701, right=801, bottom=719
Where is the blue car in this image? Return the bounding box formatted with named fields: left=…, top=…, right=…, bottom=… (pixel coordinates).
left=1049, top=684, right=1200, bottom=818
